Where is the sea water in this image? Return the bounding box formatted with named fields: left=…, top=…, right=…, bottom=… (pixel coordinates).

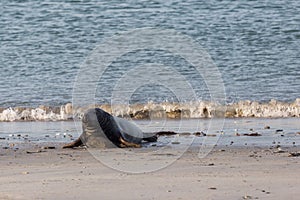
left=0, top=1, right=299, bottom=145
left=0, top=0, right=299, bottom=108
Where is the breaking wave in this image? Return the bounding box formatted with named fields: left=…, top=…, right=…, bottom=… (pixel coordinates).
left=0, top=99, right=299, bottom=122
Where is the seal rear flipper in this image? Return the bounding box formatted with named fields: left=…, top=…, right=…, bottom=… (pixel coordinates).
left=143, top=135, right=158, bottom=142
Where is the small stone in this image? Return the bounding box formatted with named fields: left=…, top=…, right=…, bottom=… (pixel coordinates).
left=243, top=133, right=261, bottom=136
left=243, top=195, right=252, bottom=199
left=208, top=187, right=217, bottom=190
left=26, top=149, right=45, bottom=154
left=194, top=132, right=202, bottom=136
left=208, top=163, right=214, bottom=166
left=171, top=141, right=180, bottom=144
left=275, top=129, right=283, bottom=133
left=22, top=171, right=29, bottom=175
left=206, top=134, right=217, bottom=137
left=42, top=146, right=56, bottom=149
left=194, top=131, right=206, bottom=136
left=264, top=126, right=270, bottom=129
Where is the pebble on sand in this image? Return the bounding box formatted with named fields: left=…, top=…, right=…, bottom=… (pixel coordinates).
left=208, top=187, right=217, bottom=190
left=243, top=133, right=261, bottom=136
left=171, top=141, right=180, bottom=144
left=42, top=146, right=56, bottom=149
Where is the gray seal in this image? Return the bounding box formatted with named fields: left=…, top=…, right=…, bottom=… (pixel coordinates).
left=63, top=108, right=157, bottom=148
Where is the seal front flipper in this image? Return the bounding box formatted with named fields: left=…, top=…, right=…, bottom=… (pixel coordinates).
left=119, top=137, right=141, bottom=148
left=62, top=138, right=83, bottom=148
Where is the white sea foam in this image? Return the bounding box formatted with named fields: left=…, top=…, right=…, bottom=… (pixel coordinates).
left=0, top=99, right=299, bottom=122
left=0, top=103, right=73, bottom=122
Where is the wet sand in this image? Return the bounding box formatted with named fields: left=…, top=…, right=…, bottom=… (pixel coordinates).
left=0, top=143, right=300, bottom=200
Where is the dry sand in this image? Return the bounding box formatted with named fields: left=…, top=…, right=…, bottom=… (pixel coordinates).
left=0, top=143, right=300, bottom=200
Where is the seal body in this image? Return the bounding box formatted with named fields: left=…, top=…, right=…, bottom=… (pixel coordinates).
left=63, top=108, right=157, bottom=148
left=80, top=108, right=143, bottom=148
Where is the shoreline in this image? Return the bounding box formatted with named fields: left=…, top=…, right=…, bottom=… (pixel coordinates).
left=1, top=144, right=300, bottom=199
left=1, top=117, right=299, bottom=150
left=0, top=99, right=299, bottom=122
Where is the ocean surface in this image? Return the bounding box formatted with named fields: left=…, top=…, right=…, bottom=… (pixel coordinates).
left=0, top=0, right=299, bottom=107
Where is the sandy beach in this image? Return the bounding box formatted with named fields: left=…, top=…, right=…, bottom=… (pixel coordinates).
left=1, top=142, right=300, bottom=200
